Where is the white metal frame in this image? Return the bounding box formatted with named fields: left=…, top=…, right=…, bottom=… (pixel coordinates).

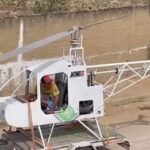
left=77, top=118, right=103, bottom=141
left=35, top=117, right=103, bottom=150
left=87, top=60, right=150, bottom=101
left=0, top=67, right=27, bottom=92
left=35, top=125, right=55, bottom=150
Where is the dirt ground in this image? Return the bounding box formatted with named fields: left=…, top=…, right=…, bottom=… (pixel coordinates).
left=100, top=78, right=150, bottom=150
left=103, top=101, right=150, bottom=149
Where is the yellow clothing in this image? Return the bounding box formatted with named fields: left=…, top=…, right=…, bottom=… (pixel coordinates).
left=41, top=81, right=59, bottom=98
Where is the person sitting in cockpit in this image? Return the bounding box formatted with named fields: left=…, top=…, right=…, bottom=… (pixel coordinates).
left=41, top=75, right=60, bottom=114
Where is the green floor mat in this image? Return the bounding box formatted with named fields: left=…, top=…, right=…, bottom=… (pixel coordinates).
left=55, top=106, right=79, bottom=122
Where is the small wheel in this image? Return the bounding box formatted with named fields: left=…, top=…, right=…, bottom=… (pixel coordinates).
left=0, top=139, right=14, bottom=150
left=0, top=139, right=8, bottom=145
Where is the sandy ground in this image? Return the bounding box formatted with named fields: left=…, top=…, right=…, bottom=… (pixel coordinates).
left=101, top=78, right=150, bottom=150
left=103, top=100, right=150, bottom=150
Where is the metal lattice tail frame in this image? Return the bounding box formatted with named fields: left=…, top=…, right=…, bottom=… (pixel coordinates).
left=87, top=60, right=150, bottom=101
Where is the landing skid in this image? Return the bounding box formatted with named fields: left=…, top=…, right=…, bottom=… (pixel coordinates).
left=2, top=118, right=130, bottom=150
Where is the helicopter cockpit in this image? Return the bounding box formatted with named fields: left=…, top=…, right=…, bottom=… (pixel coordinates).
left=39, top=72, right=68, bottom=114
left=23, top=58, right=69, bottom=114
left=27, top=53, right=103, bottom=116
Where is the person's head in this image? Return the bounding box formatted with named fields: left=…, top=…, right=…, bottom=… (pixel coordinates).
left=41, top=75, right=53, bottom=87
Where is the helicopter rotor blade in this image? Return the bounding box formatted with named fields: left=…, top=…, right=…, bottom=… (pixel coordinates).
left=0, top=15, right=127, bottom=63
left=0, top=29, right=74, bottom=63
left=80, top=15, right=127, bottom=30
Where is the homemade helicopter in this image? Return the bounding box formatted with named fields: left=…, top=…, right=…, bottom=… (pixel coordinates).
left=0, top=16, right=149, bottom=150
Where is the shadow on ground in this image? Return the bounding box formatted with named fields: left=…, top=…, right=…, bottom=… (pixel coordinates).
left=110, top=114, right=150, bottom=130
left=138, top=106, right=150, bottom=110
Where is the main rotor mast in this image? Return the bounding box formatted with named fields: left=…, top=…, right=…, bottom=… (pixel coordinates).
left=69, top=27, right=85, bottom=66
